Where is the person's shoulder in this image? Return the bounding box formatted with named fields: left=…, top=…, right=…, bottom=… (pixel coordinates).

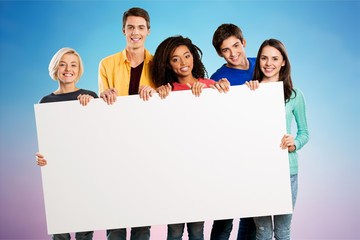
left=79, top=89, right=99, bottom=98
left=215, top=64, right=228, bottom=71
left=144, top=48, right=152, bottom=57
left=246, top=57, right=256, bottom=74
left=210, top=64, right=228, bottom=79
left=293, top=87, right=304, bottom=95
left=100, top=50, right=124, bottom=63
left=248, top=57, right=256, bottom=67
left=144, top=48, right=153, bottom=62
left=291, top=87, right=306, bottom=101
left=200, top=78, right=216, bottom=84
left=39, top=93, right=54, bottom=103
left=248, top=57, right=256, bottom=63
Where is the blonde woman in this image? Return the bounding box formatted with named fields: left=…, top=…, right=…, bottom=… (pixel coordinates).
left=35, top=47, right=97, bottom=240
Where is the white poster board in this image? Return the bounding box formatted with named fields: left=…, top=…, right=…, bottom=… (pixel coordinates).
left=34, top=82, right=292, bottom=234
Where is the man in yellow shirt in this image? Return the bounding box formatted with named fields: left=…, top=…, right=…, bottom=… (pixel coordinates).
left=98, top=7, right=155, bottom=105
left=99, top=7, right=153, bottom=240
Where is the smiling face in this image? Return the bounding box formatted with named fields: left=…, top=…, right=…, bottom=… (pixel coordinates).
left=259, top=45, right=285, bottom=82
left=123, top=16, right=149, bottom=50
left=169, top=45, right=194, bottom=79
left=220, top=35, right=247, bottom=68
left=56, top=53, right=79, bottom=85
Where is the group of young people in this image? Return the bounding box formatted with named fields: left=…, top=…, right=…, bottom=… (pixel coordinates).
left=35, top=6, right=309, bottom=240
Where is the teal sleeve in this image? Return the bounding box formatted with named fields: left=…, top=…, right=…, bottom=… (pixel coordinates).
left=293, top=89, right=309, bottom=150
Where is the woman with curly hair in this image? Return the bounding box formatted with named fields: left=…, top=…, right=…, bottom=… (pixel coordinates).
left=151, top=35, right=229, bottom=99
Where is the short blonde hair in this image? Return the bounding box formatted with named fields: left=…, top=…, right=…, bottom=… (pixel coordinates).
left=48, top=47, right=84, bottom=82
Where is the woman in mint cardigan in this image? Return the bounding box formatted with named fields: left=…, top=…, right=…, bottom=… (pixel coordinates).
left=251, top=39, right=309, bottom=240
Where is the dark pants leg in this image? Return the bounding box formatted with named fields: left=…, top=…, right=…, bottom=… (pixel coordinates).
left=210, top=219, right=233, bottom=240
left=107, top=228, right=126, bottom=240
left=237, top=218, right=256, bottom=240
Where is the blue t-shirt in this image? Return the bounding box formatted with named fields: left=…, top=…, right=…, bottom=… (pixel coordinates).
left=210, top=57, right=256, bottom=86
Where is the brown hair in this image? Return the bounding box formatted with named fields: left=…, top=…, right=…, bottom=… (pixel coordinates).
left=253, top=39, right=295, bottom=102
left=212, top=23, right=245, bottom=55
left=122, top=7, right=150, bottom=30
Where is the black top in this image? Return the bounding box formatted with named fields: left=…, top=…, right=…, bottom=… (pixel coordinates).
left=128, top=61, right=144, bottom=95
left=39, top=89, right=98, bottom=103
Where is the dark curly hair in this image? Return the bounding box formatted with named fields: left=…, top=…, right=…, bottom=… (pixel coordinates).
left=152, top=35, right=208, bottom=88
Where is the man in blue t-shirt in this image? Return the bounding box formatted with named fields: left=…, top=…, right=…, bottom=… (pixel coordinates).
left=211, top=23, right=256, bottom=86
left=210, top=23, right=256, bottom=240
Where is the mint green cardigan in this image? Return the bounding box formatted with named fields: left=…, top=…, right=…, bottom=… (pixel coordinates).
left=286, top=88, right=309, bottom=175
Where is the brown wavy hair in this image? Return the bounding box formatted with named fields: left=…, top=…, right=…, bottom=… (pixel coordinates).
left=253, top=39, right=295, bottom=102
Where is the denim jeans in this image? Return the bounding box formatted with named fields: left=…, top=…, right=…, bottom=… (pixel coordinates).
left=106, top=226, right=150, bottom=240
left=167, top=222, right=204, bottom=240
left=253, top=174, right=298, bottom=240
left=210, top=219, right=233, bottom=240
left=236, top=217, right=256, bottom=240
left=52, top=231, right=93, bottom=240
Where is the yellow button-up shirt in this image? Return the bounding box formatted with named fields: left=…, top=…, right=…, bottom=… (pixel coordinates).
left=98, top=48, right=155, bottom=96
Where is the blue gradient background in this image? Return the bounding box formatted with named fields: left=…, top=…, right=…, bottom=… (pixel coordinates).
left=0, top=1, right=359, bottom=239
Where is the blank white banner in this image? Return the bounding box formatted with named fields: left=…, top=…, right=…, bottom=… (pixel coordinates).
left=34, top=82, right=292, bottom=234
